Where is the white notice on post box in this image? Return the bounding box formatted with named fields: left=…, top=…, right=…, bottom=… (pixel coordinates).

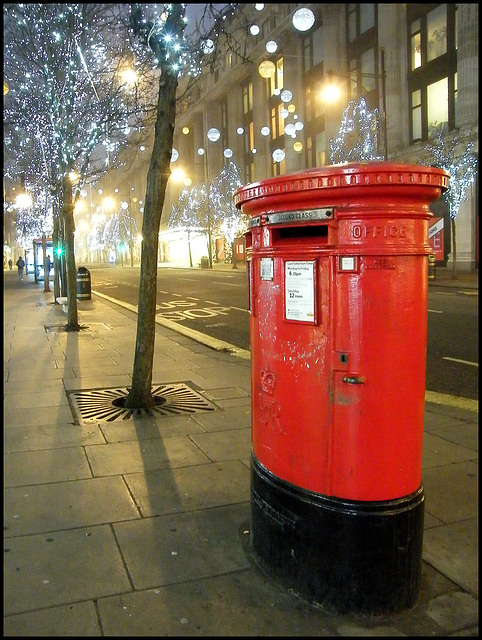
left=285, top=261, right=315, bottom=322
left=260, top=257, right=274, bottom=280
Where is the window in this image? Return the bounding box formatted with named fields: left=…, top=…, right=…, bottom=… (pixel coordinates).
left=243, top=121, right=254, bottom=155
left=407, top=4, right=457, bottom=142
left=302, top=22, right=323, bottom=73
left=269, top=104, right=285, bottom=177
left=345, top=5, right=380, bottom=113
left=271, top=153, right=285, bottom=177
left=347, top=4, right=375, bottom=42
left=410, top=19, right=422, bottom=69
left=427, top=78, right=448, bottom=133
left=348, top=47, right=377, bottom=103
left=241, top=80, right=254, bottom=180
left=242, top=82, right=253, bottom=115
left=271, top=104, right=285, bottom=139
left=244, top=159, right=254, bottom=184
left=262, top=57, right=285, bottom=177
left=411, top=89, right=422, bottom=140
left=360, top=4, right=375, bottom=35
left=427, top=5, right=447, bottom=62
left=221, top=97, right=229, bottom=153
left=269, top=57, right=284, bottom=96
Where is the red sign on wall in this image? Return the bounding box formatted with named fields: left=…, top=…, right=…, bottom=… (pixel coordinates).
left=428, top=217, right=444, bottom=261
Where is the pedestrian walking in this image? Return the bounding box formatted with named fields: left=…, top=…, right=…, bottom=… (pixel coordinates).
left=8, top=258, right=13, bottom=270
left=16, top=256, right=25, bottom=280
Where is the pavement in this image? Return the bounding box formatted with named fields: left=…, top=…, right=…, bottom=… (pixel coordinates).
left=3, top=263, right=478, bottom=636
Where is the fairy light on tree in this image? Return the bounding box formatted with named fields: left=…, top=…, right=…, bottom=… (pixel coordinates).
left=3, top=3, right=152, bottom=328
left=169, top=161, right=248, bottom=269
left=209, top=161, right=247, bottom=267
left=329, top=97, right=384, bottom=164
left=168, top=186, right=202, bottom=267
left=423, top=126, right=478, bottom=278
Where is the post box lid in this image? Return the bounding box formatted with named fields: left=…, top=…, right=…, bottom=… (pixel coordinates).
left=233, top=162, right=449, bottom=216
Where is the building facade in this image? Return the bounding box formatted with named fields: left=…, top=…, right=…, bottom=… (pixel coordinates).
left=170, top=3, right=478, bottom=271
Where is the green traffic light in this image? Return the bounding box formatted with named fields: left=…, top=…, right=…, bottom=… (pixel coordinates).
left=55, top=246, right=63, bottom=257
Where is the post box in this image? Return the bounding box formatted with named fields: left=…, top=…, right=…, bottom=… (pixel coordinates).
left=234, top=162, right=449, bottom=614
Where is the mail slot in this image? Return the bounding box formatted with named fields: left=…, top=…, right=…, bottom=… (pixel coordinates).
left=234, top=162, right=449, bottom=614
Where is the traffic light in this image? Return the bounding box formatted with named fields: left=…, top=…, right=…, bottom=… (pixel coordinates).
left=55, top=245, right=63, bottom=257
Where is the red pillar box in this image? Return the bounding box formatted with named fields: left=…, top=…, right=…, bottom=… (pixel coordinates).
left=234, top=162, right=449, bottom=615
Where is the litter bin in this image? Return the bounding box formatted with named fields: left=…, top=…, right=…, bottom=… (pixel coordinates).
left=428, top=254, right=436, bottom=280
left=200, top=256, right=210, bottom=269
left=76, top=266, right=91, bottom=300
left=234, top=162, right=449, bottom=614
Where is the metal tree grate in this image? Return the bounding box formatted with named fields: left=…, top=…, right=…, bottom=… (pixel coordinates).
left=68, top=383, right=216, bottom=423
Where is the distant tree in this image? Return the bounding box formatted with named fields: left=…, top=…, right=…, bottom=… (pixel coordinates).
left=168, top=187, right=202, bottom=267
left=423, top=126, right=477, bottom=277
left=209, top=162, right=248, bottom=266
left=169, top=161, right=248, bottom=268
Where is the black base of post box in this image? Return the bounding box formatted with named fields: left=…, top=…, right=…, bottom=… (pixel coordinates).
left=250, top=454, right=424, bottom=615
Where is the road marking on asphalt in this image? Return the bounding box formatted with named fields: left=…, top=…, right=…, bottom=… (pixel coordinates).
left=425, top=390, right=478, bottom=413
left=443, top=357, right=478, bottom=367
left=213, top=281, right=244, bottom=287
left=428, top=309, right=443, bottom=313
left=92, top=290, right=251, bottom=360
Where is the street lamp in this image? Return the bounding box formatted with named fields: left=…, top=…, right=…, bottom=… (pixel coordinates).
left=322, top=49, right=387, bottom=159
left=15, top=192, right=33, bottom=209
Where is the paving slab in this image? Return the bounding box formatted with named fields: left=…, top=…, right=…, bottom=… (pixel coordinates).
left=423, top=518, right=478, bottom=596
left=189, top=427, right=251, bottom=461
left=3, top=602, right=102, bottom=637
left=99, top=414, right=206, bottom=442
left=4, top=447, right=92, bottom=487
left=3, top=422, right=105, bottom=452
left=124, top=459, right=250, bottom=516
left=4, top=525, right=131, bottom=616
left=4, top=476, right=140, bottom=535
left=113, top=503, right=251, bottom=590
left=84, top=435, right=211, bottom=476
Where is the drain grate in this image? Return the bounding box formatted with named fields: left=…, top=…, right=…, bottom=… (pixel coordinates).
left=45, top=322, right=111, bottom=333
left=69, top=383, right=216, bottom=423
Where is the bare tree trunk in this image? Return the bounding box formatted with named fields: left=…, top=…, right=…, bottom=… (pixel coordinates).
left=124, top=51, right=180, bottom=409
left=62, top=175, right=80, bottom=330
left=42, top=234, right=51, bottom=292
left=188, top=231, right=193, bottom=267
left=53, top=215, right=61, bottom=300
left=451, top=217, right=457, bottom=279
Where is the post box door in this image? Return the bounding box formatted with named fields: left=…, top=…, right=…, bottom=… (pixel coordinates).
left=330, top=254, right=426, bottom=501
left=251, top=253, right=333, bottom=494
